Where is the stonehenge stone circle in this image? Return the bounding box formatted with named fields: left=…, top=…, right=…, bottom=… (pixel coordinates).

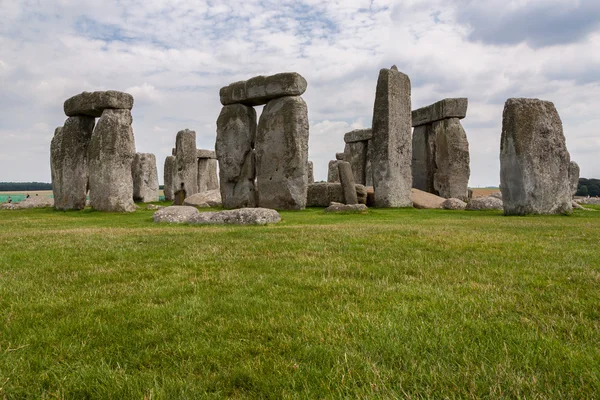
left=216, top=104, right=257, bottom=209
left=64, top=91, right=134, bottom=117
left=371, top=65, right=412, bottom=207
left=88, top=109, right=136, bottom=212
left=50, top=117, right=95, bottom=211
left=220, top=72, right=307, bottom=106
left=256, top=96, right=309, bottom=210
left=569, top=161, right=580, bottom=197
left=500, top=98, right=572, bottom=215
left=174, top=129, right=198, bottom=198
left=163, top=155, right=176, bottom=201
left=132, top=153, right=159, bottom=203
left=338, top=161, right=358, bottom=205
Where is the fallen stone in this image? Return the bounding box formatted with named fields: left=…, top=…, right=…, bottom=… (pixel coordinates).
left=197, top=149, right=216, bottom=159
left=412, top=98, right=468, bottom=127
left=132, top=153, right=159, bottom=203
left=466, top=197, right=503, bottom=211
left=338, top=161, right=358, bottom=205
left=153, top=206, right=200, bottom=223
left=324, top=202, right=368, bottom=213
left=433, top=118, right=470, bottom=201
left=220, top=72, right=307, bottom=106
left=344, top=128, right=372, bottom=143
left=163, top=156, right=176, bottom=201
left=189, top=208, right=281, bottom=225
left=64, top=90, right=134, bottom=117
left=442, top=198, right=467, bottom=210
left=411, top=188, right=445, bottom=209
left=569, top=161, right=580, bottom=197
left=174, top=129, right=198, bottom=197
left=580, top=198, right=600, bottom=205
left=2, top=196, right=54, bottom=210
left=183, top=189, right=222, bottom=208
left=500, top=98, right=572, bottom=215
left=306, top=183, right=367, bottom=207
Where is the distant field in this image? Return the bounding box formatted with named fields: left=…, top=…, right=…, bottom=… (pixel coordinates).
left=0, top=205, right=599, bottom=398
left=470, top=187, right=500, bottom=198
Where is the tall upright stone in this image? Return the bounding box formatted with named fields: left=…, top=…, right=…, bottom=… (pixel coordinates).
left=256, top=96, right=309, bottom=210
left=132, top=153, right=159, bottom=203
left=164, top=155, right=176, bottom=201
left=216, top=104, right=257, bottom=209
left=327, top=160, right=341, bottom=183
left=197, top=150, right=219, bottom=193
left=500, top=98, right=572, bottom=215
left=569, top=161, right=580, bottom=197
left=50, top=116, right=95, bottom=210
left=411, top=124, right=436, bottom=193
left=174, top=129, right=198, bottom=197
left=88, top=109, right=136, bottom=212
left=371, top=66, right=412, bottom=207
left=308, top=161, right=314, bottom=184
left=433, top=118, right=470, bottom=200
left=338, top=161, right=358, bottom=205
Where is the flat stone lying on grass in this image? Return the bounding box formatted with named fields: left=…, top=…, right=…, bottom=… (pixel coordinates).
left=323, top=202, right=368, bottom=213
left=1, top=196, right=54, bottom=210
left=153, top=206, right=200, bottom=223
left=189, top=208, right=281, bottom=225
left=306, top=183, right=367, bottom=207
left=442, top=198, right=467, bottom=210
left=64, top=90, right=134, bottom=117
left=182, top=189, right=222, bottom=208
left=411, top=188, right=445, bottom=209
left=466, top=196, right=503, bottom=211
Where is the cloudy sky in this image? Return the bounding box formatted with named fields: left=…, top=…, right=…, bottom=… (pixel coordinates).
left=1, top=0, right=599, bottom=186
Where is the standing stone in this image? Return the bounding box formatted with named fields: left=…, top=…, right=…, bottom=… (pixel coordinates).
left=335, top=152, right=345, bottom=161
left=198, top=158, right=219, bottom=192
left=308, top=161, right=314, bottom=184
left=338, top=161, right=358, bottom=205
left=433, top=118, right=470, bottom=200
left=500, top=98, right=572, bottom=215
left=328, top=160, right=341, bottom=183
left=174, top=129, right=198, bottom=197
left=88, top=109, right=136, bottom=212
left=371, top=66, right=412, bottom=207
left=164, top=156, right=176, bottom=201
left=256, top=96, right=309, bottom=210
left=569, top=161, right=580, bottom=197
left=344, top=141, right=368, bottom=185
left=411, top=124, right=436, bottom=193
left=50, top=117, right=95, bottom=210
left=132, top=153, right=159, bottom=203
left=216, top=104, right=257, bottom=209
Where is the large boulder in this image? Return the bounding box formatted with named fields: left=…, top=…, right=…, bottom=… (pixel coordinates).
left=324, top=202, right=368, bottom=213
left=256, top=96, right=309, bottom=210
left=433, top=118, right=470, bottom=201
left=132, top=153, right=159, bottom=203
left=174, top=129, right=198, bottom=197
left=442, top=198, right=467, bottom=210
left=64, top=90, right=134, bottom=117
left=411, top=188, right=445, bottom=209
left=412, top=98, right=468, bottom=127
left=190, top=208, right=281, bottom=225
left=153, top=206, right=199, bottom=223
left=183, top=189, right=222, bottom=208
left=306, top=183, right=367, bottom=207
left=220, top=72, right=307, bottom=106
left=466, top=196, right=503, bottom=211
left=500, top=98, right=572, bottom=215
left=371, top=66, right=412, bottom=207
left=216, top=104, right=257, bottom=209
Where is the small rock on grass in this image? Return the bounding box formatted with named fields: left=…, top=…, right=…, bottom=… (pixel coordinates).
left=324, top=202, right=368, bottom=213
left=442, top=198, right=467, bottom=210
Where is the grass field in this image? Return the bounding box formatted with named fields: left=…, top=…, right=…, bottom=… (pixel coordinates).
left=1, top=205, right=599, bottom=398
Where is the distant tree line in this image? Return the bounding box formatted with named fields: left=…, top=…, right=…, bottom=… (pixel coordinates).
left=0, top=182, right=53, bottom=191
left=577, top=178, right=600, bottom=197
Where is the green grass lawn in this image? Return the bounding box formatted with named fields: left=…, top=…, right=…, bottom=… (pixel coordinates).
left=1, top=205, right=599, bottom=399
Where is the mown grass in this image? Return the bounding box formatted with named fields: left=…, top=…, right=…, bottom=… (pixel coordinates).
left=0, top=205, right=599, bottom=399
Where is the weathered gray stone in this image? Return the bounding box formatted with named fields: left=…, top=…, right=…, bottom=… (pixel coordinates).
left=466, top=196, right=503, bottom=211
left=371, top=66, right=412, bottom=207
left=344, top=128, right=372, bottom=143
left=198, top=158, right=219, bottom=193
left=216, top=104, right=257, bottom=209
left=411, top=124, right=436, bottom=193
left=412, top=98, right=468, bottom=127
left=335, top=152, right=346, bottom=161
left=2, top=196, right=54, bottom=210
left=64, top=90, right=134, bottom=117
left=183, top=189, right=222, bottom=208
left=256, top=96, right=309, bottom=210
left=153, top=206, right=199, bottom=223
left=197, top=149, right=216, bottom=159
left=189, top=208, right=281, bottom=225
left=306, top=183, right=367, bottom=207
left=220, top=72, right=307, bottom=106
left=174, top=129, right=198, bottom=197
left=88, top=109, right=136, bottom=212
left=338, top=161, right=358, bottom=205
left=490, top=192, right=503, bottom=199
left=442, top=198, right=467, bottom=210
left=411, top=188, right=445, bottom=209
left=50, top=117, right=95, bottom=211
left=324, top=202, right=368, bottom=213
left=308, top=161, right=314, bottom=184
left=500, top=98, right=572, bottom=215
left=433, top=118, right=470, bottom=201
left=172, top=148, right=176, bottom=156
left=146, top=204, right=164, bottom=210
left=569, top=161, right=580, bottom=197
left=328, top=160, right=341, bottom=182
left=132, top=153, right=159, bottom=203
left=163, top=156, right=176, bottom=201
left=344, top=141, right=368, bottom=185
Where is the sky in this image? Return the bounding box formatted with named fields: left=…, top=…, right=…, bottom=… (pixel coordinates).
left=1, top=0, right=599, bottom=186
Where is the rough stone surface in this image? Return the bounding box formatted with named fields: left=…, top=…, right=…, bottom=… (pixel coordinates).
left=50, top=117, right=95, bottom=211
left=146, top=204, right=164, bottom=210
left=344, top=128, right=372, bottom=143
left=306, top=183, right=367, bottom=207
left=324, top=202, right=368, bottom=213
left=569, top=161, right=580, bottom=197
left=500, top=98, right=572, bottom=215
left=220, top=72, right=307, bottom=106
left=338, top=161, right=358, bottom=205
left=163, top=156, right=176, bottom=201
left=490, top=192, right=503, bottom=199
left=132, top=153, right=159, bottom=203
left=308, top=161, right=314, bottom=184
left=344, top=141, right=368, bottom=185
left=411, top=124, right=436, bottom=193
left=335, top=152, right=346, bottom=161
left=190, top=208, right=281, bottom=225
left=256, top=96, right=309, bottom=210
left=411, top=188, right=445, bottom=209
left=371, top=66, right=413, bottom=207
left=366, top=186, right=375, bottom=207
left=328, top=160, right=341, bottom=182
left=174, top=129, right=198, bottom=197
left=412, top=98, right=468, bottom=127
left=153, top=206, right=200, bottom=223
left=2, top=196, right=54, bottom=210
left=578, top=198, right=600, bottom=205
left=442, top=198, right=467, bottom=210
left=183, top=189, right=222, bottom=208
left=197, top=158, right=219, bottom=193
left=64, top=90, right=134, bottom=117
left=88, top=109, right=136, bottom=212
left=466, top=196, right=503, bottom=211
left=216, top=104, right=257, bottom=209
left=433, top=118, right=470, bottom=200
left=197, top=149, right=216, bottom=159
